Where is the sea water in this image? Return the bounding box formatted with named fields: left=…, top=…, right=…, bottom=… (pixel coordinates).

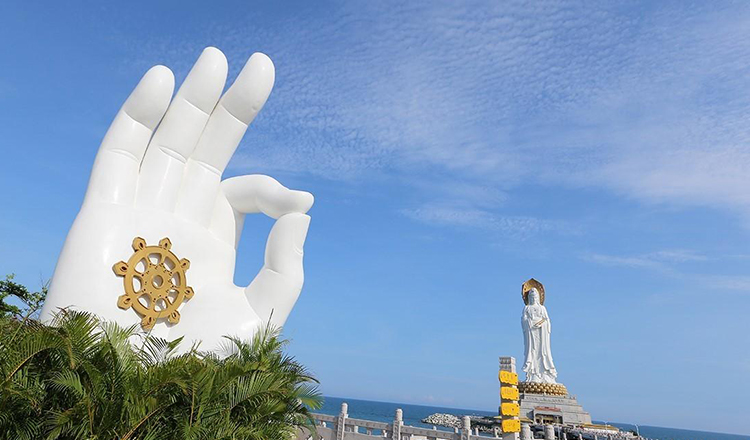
left=317, top=396, right=749, bottom=440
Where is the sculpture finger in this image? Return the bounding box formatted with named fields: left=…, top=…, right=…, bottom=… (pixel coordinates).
left=175, top=53, right=275, bottom=226
left=222, top=175, right=314, bottom=218
left=245, top=212, right=310, bottom=328
left=191, top=52, right=275, bottom=172
left=85, top=66, right=174, bottom=206
left=136, top=47, right=228, bottom=210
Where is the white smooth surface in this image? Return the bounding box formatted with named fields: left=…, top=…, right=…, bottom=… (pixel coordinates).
left=40, top=47, right=313, bottom=352
left=521, top=288, right=558, bottom=383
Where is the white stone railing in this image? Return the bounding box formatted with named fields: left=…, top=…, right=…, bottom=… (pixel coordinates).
left=296, top=402, right=648, bottom=440
left=296, top=402, right=481, bottom=440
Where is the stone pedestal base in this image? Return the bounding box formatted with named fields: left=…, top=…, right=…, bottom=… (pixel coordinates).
left=519, top=392, right=592, bottom=426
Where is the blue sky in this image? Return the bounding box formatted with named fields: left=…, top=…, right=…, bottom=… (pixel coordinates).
left=2, top=0, right=750, bottom=434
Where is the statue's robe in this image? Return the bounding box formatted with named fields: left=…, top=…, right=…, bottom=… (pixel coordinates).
left=522, top=304, right=557, bottom=383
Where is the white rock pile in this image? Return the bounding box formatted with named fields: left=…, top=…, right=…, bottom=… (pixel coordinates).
left=421, top=413, right=461, bottom=429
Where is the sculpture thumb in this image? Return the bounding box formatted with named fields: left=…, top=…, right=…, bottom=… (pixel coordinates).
left=245, top=212, right=310, bottom=328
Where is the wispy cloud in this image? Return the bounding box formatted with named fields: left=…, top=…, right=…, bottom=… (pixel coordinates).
left=585, top=254, right=669, bottom=271
left=583, top=250, right=706, bottom=272
left=584, top=250, right=750, bottom=292
left=701, top=275, right=750, bottom=292
left=401, top=205, right=571, bottom=239
left=132, top=1, right=750, bottom=229
left=649, top=250, right=708, bottom=263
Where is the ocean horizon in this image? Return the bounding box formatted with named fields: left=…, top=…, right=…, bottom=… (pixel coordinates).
left=316, top=396, right=749, bottom=440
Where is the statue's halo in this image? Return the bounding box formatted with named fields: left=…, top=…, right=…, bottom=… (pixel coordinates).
left=522, top=278, right=545, bottom=305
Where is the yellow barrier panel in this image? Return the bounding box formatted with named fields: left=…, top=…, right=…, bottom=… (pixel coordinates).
left=498, top=370, right=519, bottom=385
left=501, top=402, right=520, bottom=416
left=500, top=386, right=519, bottom=400
left=502, top=419, right=521, bottom=433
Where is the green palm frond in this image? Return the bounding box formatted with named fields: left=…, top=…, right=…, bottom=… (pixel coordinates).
left=49, top=369, right=85, bottom=399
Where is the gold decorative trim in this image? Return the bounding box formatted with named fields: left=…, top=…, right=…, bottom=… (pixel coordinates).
left=518, top=382, right=568, bottom=396
left=522, top=278, right=545, bottom=305
left=113, top=237, right=194, bottom=330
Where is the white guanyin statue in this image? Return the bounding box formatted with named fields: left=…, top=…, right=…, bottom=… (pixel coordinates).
left=521, top=283, right=558, bottom=384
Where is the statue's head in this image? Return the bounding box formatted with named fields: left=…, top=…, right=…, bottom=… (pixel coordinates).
left=528, top=288, right=540, bottom=305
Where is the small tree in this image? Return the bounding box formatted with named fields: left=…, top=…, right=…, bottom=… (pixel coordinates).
left=0, top=274, right=47, bottom=319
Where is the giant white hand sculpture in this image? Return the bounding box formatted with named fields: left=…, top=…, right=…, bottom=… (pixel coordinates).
left=40, top=48, right=313, bottom=351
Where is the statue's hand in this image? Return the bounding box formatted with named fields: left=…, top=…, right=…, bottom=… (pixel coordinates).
left=41, top=48, right=313, bottom=352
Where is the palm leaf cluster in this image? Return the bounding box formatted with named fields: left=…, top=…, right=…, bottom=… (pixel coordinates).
left=0, top=310, right=321, bottom=440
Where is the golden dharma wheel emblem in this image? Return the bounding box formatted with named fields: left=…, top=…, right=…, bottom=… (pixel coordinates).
left=112, top=237, right=194, bottom=330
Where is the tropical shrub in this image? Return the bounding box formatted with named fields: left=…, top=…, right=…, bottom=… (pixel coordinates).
left=0, top=308, right=321, bottom=440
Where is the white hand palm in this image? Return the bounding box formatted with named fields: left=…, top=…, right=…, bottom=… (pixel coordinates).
left=40, top=48, right=313, bottom=351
